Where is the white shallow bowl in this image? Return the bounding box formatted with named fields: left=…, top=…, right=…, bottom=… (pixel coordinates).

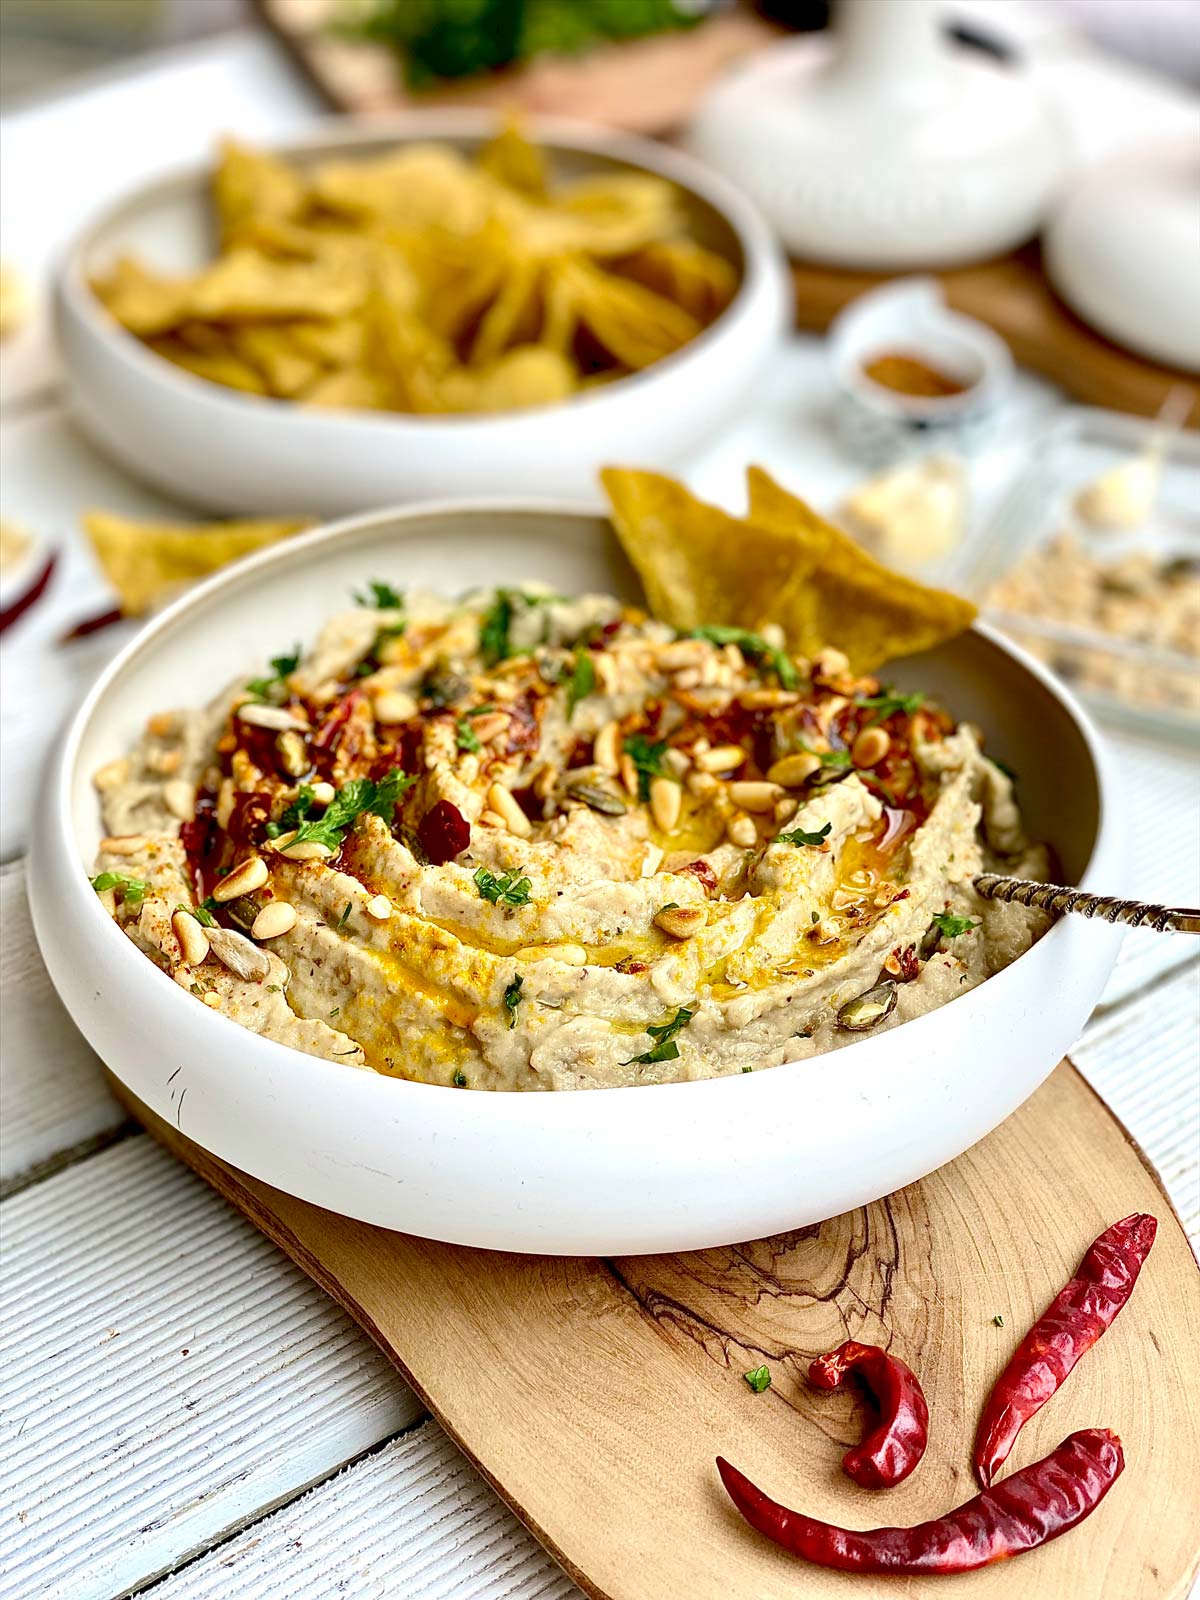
left=53, top=112, right=790, bottom=517
left=29, top=503, right=1123, bottom=1255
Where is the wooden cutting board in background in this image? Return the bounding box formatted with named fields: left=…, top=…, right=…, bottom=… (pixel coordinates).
left=112, top=1062, right=1200, bottom=1600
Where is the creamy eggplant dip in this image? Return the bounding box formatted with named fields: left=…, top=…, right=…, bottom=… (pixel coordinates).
left=90, top=585, right=1050, bottom=1089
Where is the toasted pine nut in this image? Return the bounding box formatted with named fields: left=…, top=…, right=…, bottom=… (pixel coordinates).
left=99, top=834, right=151, bottom=857
left=759, top=623, right=786, bottom=651
left=729, top=780, right=783, bottom=813
left=654, top=904, right=705, bottom=939
left=515, top=942, right=588, bottom=965
left=533, top=765, right=557, bottom=800
left=171, top=909, right=210, bottom=966
left=591, top=653, right=618, bottom=694
left=273, top=834, right=334, bottom=861
left=373, top=690, right=418, bottom=725
left=658, top=639, right=707, bottom=670
left=649, top=775, right=682, bottom=832
left=593, top=720, right=622, bottom=774
left=148, top=747, right=182, bottom=776
left=467, top=711, right=509, bottom=744
left=478, top=810, right=506, bottom=828
left=202, top=992, right=223, bottom=1009
left=663, top=747, right=690, bottom=778
left=725, top=811, right=758, bottom=848
left=276, top=730, right=309, bottom=777
left=774, top=796, right=800, bottom=824
left=488, top=782, right=532, bottom=837
left=686, top=771, right=720, bottom=798
left=740, top=688, right=800, bottom=710
left=146, top=712, right=176, bottom=738
left=619, top=752, right=639, bottom=798
left=93, top=758, right=131, bottom=793
left=163, top=780, right=196, bottom=822
left=216, top=777, right=236, bottom=831
left=852, top=727, right=891, bottom=769
left=252, top=901, right=297, bottom=940
left=237, top=703, right=307, bottom=731
left=365, top=894, right=392, bottom=922
left=814, top=646, right=851, bottom=679
left=672, top=668, right=702, bottom=691
left=212, top=856, right=269, bottom=902
left=309, top=781, right=336, bottom=805
left=695, top=744, right=747, bottom=774
left=722, top=644, right=745, bottom=673
left=767, top=751, right=822, bottom=788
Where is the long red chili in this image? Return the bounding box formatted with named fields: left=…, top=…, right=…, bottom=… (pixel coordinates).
left=717, top=1428, right=1123, bottom=1574
left=974, top=1213, right=1156, bottom=1488
left=0, top=550, right=57, bottom=635
left=808, top=1340, right=928, bottom=1489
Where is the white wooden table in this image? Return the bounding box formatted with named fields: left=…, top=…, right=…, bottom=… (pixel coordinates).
left=1, top=21, right=1198, bottom=1600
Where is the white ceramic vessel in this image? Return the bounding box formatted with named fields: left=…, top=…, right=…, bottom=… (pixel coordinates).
left=29, top=503, right=1123, bottom=1255
left=53, top=112, right=790, bottom=517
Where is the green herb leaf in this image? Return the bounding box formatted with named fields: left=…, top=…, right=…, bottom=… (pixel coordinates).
left=455, top=717, right=482, bottom=754
left=743, top=1364, right=772, bottom=1394
left=625, top=1006, right=693, bottom=1065
left=354, top=580, right=405, bottom=611
left=452, top=1070, right=468, bottom=1088
left=474, top=866, right=533, bottom=908
left=480, top=589, right=516, bottom=665
left=503, top=975, right=523, bottom=1029
left=931, top=911, right=979, bottom=938
left=687, top=625, right=798, bottom=690
left=176, top=902, right=216, bottom=928
left=267, top=784, right=317, bottom=838
left=566, top=650, right=596, bottom=718
left=288, top=770, right=415, bottom=852
left=856, top=689, right=925, bottom=725
left=780, top=821, right=832, bottom=848
left=245, top=645, right=301, bottom=702
left=993, top=1313, right=1005, bottom=1327
left=91, top=871, right=150, bottom=907
left=337, top=901, right=353, bottom=929
left=623, top=733, right=668, bottom=801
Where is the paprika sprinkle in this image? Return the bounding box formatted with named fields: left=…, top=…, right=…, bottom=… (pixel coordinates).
left=717, top=1428, right=1124, bottom=1574
left=974, top=1213, right=1156, bottom=1488
left=808, top=1340, right=929, bottom=1489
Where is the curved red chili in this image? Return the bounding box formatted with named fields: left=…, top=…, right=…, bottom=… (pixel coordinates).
left=974, top=1213, right=1156, bottom=1488
left=717, top=1428, right=1123, bottom=1574
left=808, top=1340, right=929, bottom=1489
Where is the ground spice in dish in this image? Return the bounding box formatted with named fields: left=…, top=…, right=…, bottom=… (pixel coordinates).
left=861, top=351, right=969, bottom=400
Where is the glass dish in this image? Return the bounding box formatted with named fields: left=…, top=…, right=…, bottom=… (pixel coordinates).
left=951, top=406, right=1200, bottom=743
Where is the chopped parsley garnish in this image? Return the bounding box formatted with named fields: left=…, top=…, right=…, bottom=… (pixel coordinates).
left=480, top=589, right=515, bottom=665
left=91, top=871, right=150, bottom=907
left=813, top=746, right=852, bottom=770
left=267, top=784, right=316, bottom=838
left=856, top=689, right=925, bottom=725
left=566, top=650, right=595, bottom=718
left=452, top=1070, right=468, bottom=1087
left=455, top=717, right=482, bottom=754
left=625, top=1006, right=693, bottom=1065
left=175, top=902, right=215, bottom=928
left=743, top=1365, right=772, bottom=1394
left=931, top=911, right=979, bottom=938
left=354, top=580, right=405, bottom=612
left=337, top=901, right=353, bottom=929
left=780, top=821, right=832, bottom=848
left=503, top=975, right=524, bottom=1028
left=474, top=866, right=533, bottom=908
left=993, top=1314, right=1005, bottom=1327
left=285, top=770, right=415, bottom=852
left=686, top=625, right=798, bottom=690
left=623, top=733, right=668, bottom=800
left=245, top=646, right=301, bottom=702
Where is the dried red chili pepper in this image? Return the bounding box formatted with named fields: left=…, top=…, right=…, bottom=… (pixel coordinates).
left=717, top=1428, right=1123, bottom=1574
left=1, top=550, right=57, bottom=635
left=808, top=1340, right=929, bottom=1489
left=418, top=799, right=471, bottom=865
left=974, top=1212, right=1156, bottom=1487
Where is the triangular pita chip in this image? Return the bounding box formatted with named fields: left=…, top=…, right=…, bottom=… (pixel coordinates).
left=84, top=512, right=309, bottom=616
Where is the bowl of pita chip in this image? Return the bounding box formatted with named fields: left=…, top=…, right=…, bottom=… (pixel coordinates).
left=30, top=468, right=1121, bottom=1253
left=55, top=113, right=789, bottom=517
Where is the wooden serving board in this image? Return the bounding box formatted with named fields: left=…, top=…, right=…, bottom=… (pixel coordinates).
left=113, top=1062, right=1200, bottom=1600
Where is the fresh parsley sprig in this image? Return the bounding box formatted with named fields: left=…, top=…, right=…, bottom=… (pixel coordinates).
left=931, top=911, right=979, bottom=938
left=856, top=689, right=925, bottom=725
left=245, top=646, right=300, bottom=702
left=474, top=866, right=533, bottom=908
left=780, top=821, right=832, bottom=849
left=479, top=588, right=564, bottom=665
left=625, top=1006, right=693, bottom=1065
left=623, top=733, right=668, bottom=801
left=283, top=770, right=415, bottom=853
left=686, top=625, right=798, bottom=691
left=566, top=651, right=595, bottom=718
left=354, top=580, right=405, bottom=612
left=743, top=1364, right=772, bottom=1394
left=91, top=871, right=150, bottom=907
left=503, top=975, right=523, bottom=1028
left=455, top=717, right=482, bottom=754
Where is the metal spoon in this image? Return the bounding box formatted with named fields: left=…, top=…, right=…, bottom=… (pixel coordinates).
left=974, top=874, right=1200, bottom=935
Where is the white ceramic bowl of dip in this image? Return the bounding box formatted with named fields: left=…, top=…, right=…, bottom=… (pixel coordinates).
left=53, top=112, right=790, bottom=517
left=28, top=502, right=1122, bottom=1255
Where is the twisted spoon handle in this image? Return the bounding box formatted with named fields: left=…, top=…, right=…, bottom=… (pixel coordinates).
left=973, top=875, right=1200, bottom=934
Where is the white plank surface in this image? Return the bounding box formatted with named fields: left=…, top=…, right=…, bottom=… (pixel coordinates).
left=0, top=1137, right=422, bottom=1600
left=147, top=1420, right=579, bottom=1600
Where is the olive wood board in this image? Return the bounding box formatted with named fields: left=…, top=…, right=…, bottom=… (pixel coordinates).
left=111, top=1062, right=1200, bottom=1600
left=791, top=248, right=1200, bottom=428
